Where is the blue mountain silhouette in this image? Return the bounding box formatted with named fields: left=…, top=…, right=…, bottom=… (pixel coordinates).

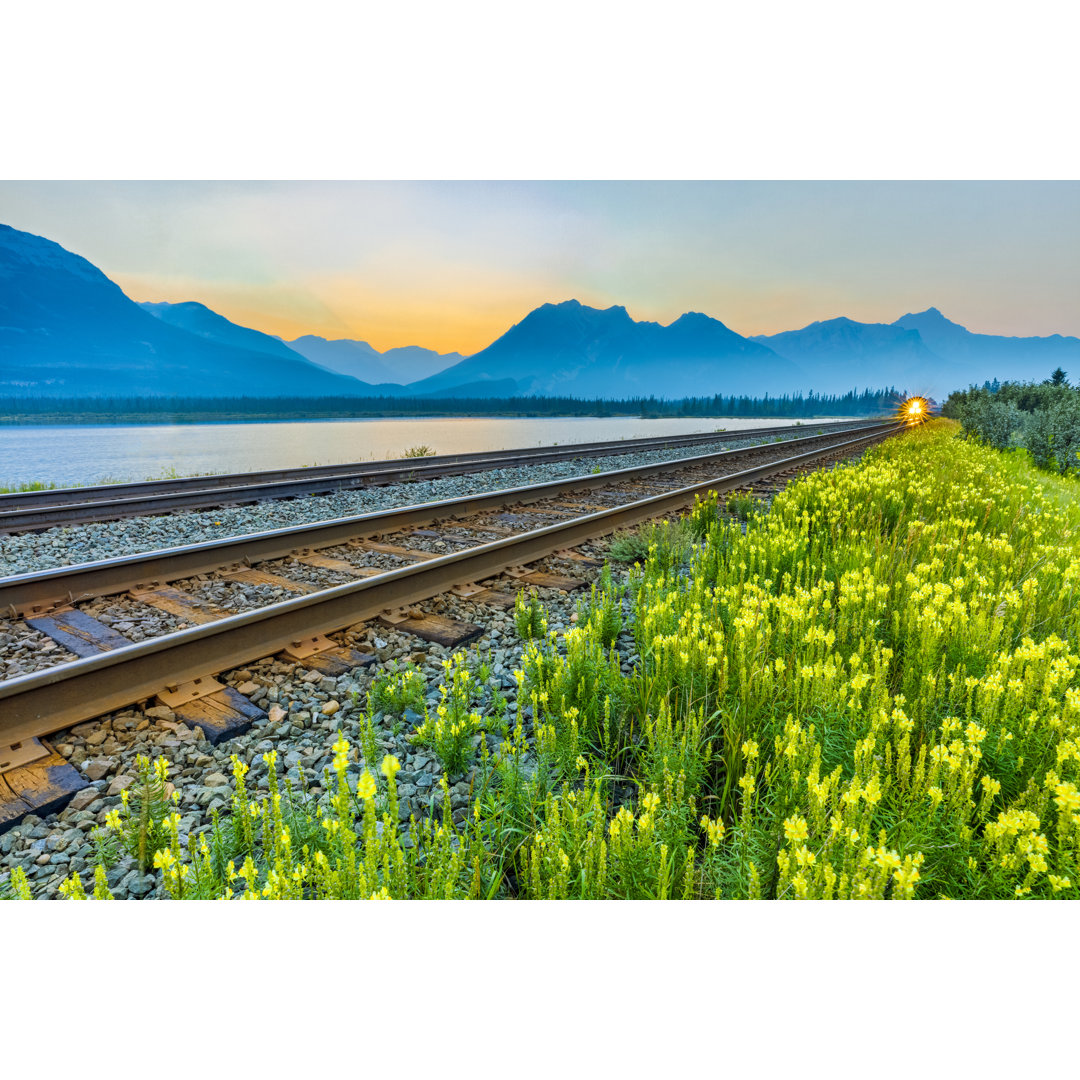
left=0, top=224, right=373, bottom=397
left=285, top=335, right=463, bottom=385
left=5, top=221, right=1079, bottom=400
left=408, top=300, right=802, bottom=398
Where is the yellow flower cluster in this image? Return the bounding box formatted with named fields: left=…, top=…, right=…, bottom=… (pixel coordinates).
left=628, top=422, right=1080, bottom=899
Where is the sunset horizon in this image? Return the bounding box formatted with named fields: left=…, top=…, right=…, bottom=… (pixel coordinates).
left=2, top=180, right=1078, bottom=354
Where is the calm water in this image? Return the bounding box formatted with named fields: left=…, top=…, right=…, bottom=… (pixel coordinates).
left=0, top=416, right=827, bottom=488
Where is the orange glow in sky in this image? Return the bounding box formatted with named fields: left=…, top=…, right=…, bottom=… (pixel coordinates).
left=3, top=181, right=1079, bottom=354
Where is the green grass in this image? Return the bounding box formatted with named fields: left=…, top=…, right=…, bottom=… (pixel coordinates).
left=607, top=519, right=693, bottom=567
left=0, top=464, right=314, bottom=494
left=0, top=480, right=62, bottom=494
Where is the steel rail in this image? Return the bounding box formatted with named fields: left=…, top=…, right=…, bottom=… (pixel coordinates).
left=0, top=418, right=880, bottom=530
left=0, top=424, right=901, bottom=745
left=0, top=422, right=898, bottom=615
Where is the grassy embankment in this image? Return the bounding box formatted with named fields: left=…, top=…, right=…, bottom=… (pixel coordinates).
left=0, top=468, right=193, bottom=495
left=11, top=418, right=1080, bottom=900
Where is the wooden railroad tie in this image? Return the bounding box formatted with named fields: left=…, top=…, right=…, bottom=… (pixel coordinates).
left=17, top=603, right=270, bottom=775
left=450, top=523, right=515, bottom=537
left=292, top=553, right=382, bottom=577
left=449, top=583, right=518, bottom=610
left=493, top=511, right=572, bottom=525
left=357, top=540, right=437, bottom=561
left=548, top=501, right=614, bottom=514
left=129, top=585, right=230, bottom=625
left=0, top=739, right=89, bottom=836
left=408, top=529, right=476, bottom=547
left=155, top=677, right=266, bottom=745
left=553, top=548, right=605, bottom=569
left=503, top=567, right=589, bottom=592
left=220, top=567, right=316, bottom=592
left=25, top=608, right=132, bottom=658
left=277, top=634, right=376, bottom=676
left=376, top=609, right=485, bottom=648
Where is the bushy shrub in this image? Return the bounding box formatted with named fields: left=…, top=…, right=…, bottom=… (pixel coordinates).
left=960, top=396, right=1026, bottom=450
left=1021, top=394, right=1080, bottom=474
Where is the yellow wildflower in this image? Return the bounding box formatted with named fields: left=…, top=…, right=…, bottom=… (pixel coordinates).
left=783, top=816, right=809, bottom=844
left=356, top=771, right=377, bottom=801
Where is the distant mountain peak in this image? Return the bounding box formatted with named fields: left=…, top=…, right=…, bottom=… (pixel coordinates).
left=285, top=334, right=461, bottom=384
left=142, top=299, right=211, bottom=316
left=895, top=307, right=964, bottom=330
left=531, top=299, right=631, bottom=319
left=407, top=297, right=797, bottom=398
left=289, top=333, right=379, bottom=356
left=0, top=222, right=119, bottom=288
left=139, top=299, right=309, bottom=364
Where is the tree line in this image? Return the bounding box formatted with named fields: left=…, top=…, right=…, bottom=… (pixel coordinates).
left=942, top=369, right=1080, bottom=475
left=0, top=387, right=901, bottom=424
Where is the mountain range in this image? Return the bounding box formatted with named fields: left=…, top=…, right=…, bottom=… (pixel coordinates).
left=136, top=302, right=462, bottom=387
left=749, top=310, right=1080, bottom=392
left=283, top=336, right=463, bottom=384
left=3, top=221, right=1079, bottom=400
left=0, top=225, right=365, bottom=398
left=407, top=302, right=801, bottom=398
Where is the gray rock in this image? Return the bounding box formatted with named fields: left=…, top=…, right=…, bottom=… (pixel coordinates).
left=107, top=775, right=135, bottom=796
left=83, top=758, right=117, bottom=781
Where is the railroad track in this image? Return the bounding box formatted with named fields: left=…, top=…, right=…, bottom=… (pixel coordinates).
left=0, top=418, right=880, bottom=533
left=0, top=421, right=902, bottom=830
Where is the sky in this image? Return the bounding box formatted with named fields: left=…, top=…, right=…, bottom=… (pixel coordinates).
left=1, top=180, right=1078, bottom=354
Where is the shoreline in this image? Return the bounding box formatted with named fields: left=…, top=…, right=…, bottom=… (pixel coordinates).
left=0, top=411, right=865, bottom=427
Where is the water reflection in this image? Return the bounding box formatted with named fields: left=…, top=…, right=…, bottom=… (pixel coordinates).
left=0, top=415, right=828, bottom=487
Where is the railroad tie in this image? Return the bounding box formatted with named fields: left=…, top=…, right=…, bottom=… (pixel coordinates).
left=553, top=548, right=605, bottom=568
left=548, top=501, right=620, bottom=513
left=504, top=569, right=589, bottom=592
left=407, top=529, right=477, bottom=547
left=129, top=585, right=230, bottom=625
left=20, top=605, right=270, bottom=756
left=358, top=541, right=438, bottom=561
left=155, top=677, right=267, bottom=745
left=278, top=634, right=376, bottom=677
left=447, top=522, right=516, bottom=537
left=292, top=553, right=383, bottom=577
left=376, top=610, right=485, bottom=648
left=450, top=586, right=518, bottom=610
left=25, top=609, right=132, bottom=658
left=0, top=741, right=89, bottom=836
left=220, top=568, right=316, bottom=592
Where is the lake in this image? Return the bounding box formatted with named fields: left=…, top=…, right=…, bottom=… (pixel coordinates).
left=0, top=416, right=832, bottom=488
